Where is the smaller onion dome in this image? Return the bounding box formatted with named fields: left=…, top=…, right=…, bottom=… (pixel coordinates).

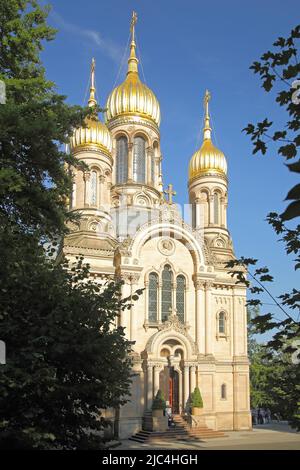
left=189, top=90, right=227, bottom=180
left=70, top=58, right=112, bottom=156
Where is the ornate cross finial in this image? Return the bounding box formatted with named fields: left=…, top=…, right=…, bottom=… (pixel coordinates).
left=164, top=184, right=176, bottom=204
left=204, top=89, right=211, bottom=118
left=88, top=57, right=97, bottom=108
left=203, top=89, right=212, bottom=140
left=130, top=11, right=138, bottom=38
left=127, top=11, right=139, bottom=74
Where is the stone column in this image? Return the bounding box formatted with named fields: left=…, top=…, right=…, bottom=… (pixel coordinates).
left=190, top=365, right=196, bottom=393
left=120, top=276, right=131, bottom=330
left=220, top=196, right=225, bottom=227
left=195, top=198, right=200, bottom=228
left=153, top=365, right=160, bottom=398
left=178, top=369, right=183, bottom=414
left=183, top=365, right=190, bottom=409
left=83, top=171, right=90, bottom=207
left=158, top=281, right=162, bottom=323
left=128, top=142, right=133, bottom=182
left=205, top=281, right=213, bottom=355
left=172, top=279, right=176, bottom=317
left=99, top=174, right=105, bottom=208
left=232, top=288, right=239, bottom=357
left=194, top=279, right=205, bottom=353
left=144, top=279, right=149, bottom=327
left=146, top=147, right=153, bottom=185
left=129, top=274, right=140, bottom=342
left=208, top=195, right=214, bottom=226
left=147, top=365, right=153, bottom=410
left=71, top=180, right=76, bottom=209
left=154, top=157, right=159, bottom=188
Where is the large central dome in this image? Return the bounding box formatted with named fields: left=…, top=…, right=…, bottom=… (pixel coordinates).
left=105, top=15, right=160, bottom=127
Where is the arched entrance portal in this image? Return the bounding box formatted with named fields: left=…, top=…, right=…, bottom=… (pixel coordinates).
left=159, top=366, right=179, bottom=414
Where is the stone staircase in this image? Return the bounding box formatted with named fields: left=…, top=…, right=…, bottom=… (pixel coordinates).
left=129, top=414, right=227, bottom=443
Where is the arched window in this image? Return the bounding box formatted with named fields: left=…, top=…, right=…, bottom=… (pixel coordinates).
left=161, top=265, right=173, bottom=322
left=218, top=311, right=226, bottom=334
left=148, top=272, right=158, bottom=323
left=116, top=136, right=128, bottom=183
left=90, top=170, right=97, bottom=205
left=133, top=136, right=146, bottom=183
left=176, top=275, right=185, bottom=323
left=221, top=383, right=227, bottom=399
left=214, top=192, right=219, bottom=225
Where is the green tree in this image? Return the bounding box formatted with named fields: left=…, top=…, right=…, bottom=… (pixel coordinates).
left=152, top=390, right=166, bottom=411
left=0, top=0, right=138, bottom=449
left=0, top=238, right=135, bottom=449
left=191, top=387, right=203, bottom=408
left=0, top=0, right=92, bottom=239
left=227, top=26, right=300, bottom=429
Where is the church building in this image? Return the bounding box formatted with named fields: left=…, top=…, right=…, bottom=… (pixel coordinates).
left=62, top=12, right=251, bottom=438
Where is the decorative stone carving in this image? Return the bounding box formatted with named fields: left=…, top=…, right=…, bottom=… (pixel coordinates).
left=157, top=311, right=190, bottom=335
left=120, top=271, right=141, bottom=285
left=158, top=238, right=175, bottom=256
left=119, top=236, right=133, bottom=256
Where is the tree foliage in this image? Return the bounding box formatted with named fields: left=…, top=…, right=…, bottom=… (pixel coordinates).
left=243, top=24, right=300, bottom=220
left=227, top=25, right=300, bottom=430
left=0, top=1, right=136, bottom=449
left=247, top=311, right=299, bottom=426
left=152, top=390, right=166, bottom=411
left=0, top=235, right=134, bottom=449
left=191, top=387, right=203, bottom=408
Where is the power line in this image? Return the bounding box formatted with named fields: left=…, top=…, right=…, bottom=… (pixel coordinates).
left=112, top=31, right=131, bottom=89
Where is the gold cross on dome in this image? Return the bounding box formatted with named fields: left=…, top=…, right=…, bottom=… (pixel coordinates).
left=164, top=184, right=176, bottom=204
left=130, top=11, right=138, bottom=34
left=204, top=89, right=211, bottom=117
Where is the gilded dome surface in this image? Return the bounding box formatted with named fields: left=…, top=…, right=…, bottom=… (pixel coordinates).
left=189, top=140, right=227, bottom=179
left=105, top=73, right=160, bottom=126
left=105, top=13, right=160, bottom=127
left=189, top=90, right=227, bottom=180
left=70, top=58, right=112, bottom=156
left=70, top=116, right=112, bottom=155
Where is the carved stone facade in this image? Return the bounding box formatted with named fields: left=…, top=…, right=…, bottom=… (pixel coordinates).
left=62, top=15, right=251, bottom=439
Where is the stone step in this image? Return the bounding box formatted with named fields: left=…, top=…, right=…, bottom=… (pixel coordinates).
left=132, top=413, right=228, bottom=443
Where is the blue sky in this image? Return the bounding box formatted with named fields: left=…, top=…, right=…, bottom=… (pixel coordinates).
left=42, top=0, right=298, bottom=330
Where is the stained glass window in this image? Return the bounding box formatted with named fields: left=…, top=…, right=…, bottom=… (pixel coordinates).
left=148, top=272, right=158, bottom=323
left=176, top=275, right=185, bottom=323
left=91, top=170, right=97, bottom=205
left=219, top=311, right=226, bottom=334
left=133, top=136, right=146, bottom=183
left=116, top=136, right=128, bottom=183
left=161, top=265, right=173, bottom=322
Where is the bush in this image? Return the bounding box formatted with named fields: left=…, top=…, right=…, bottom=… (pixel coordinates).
left=191, top=387, right=203, bottom=408
left=152, top=390, right=166, bottom=410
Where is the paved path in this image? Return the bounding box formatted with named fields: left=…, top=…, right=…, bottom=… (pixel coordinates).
left=117, top=422, right=300, bottom=450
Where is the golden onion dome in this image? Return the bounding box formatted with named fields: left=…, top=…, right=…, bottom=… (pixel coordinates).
left=105, top=12, right=161, bottom=127
left=189, top=90, right=227, bottom=180
left=70, top=59, right=112, bottom=156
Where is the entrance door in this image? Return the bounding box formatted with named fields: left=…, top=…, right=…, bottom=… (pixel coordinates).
left=159, top=366, right=180, bottom=414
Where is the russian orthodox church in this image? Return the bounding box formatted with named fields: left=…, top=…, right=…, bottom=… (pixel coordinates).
left=63, top=12, right=251, bottom=438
